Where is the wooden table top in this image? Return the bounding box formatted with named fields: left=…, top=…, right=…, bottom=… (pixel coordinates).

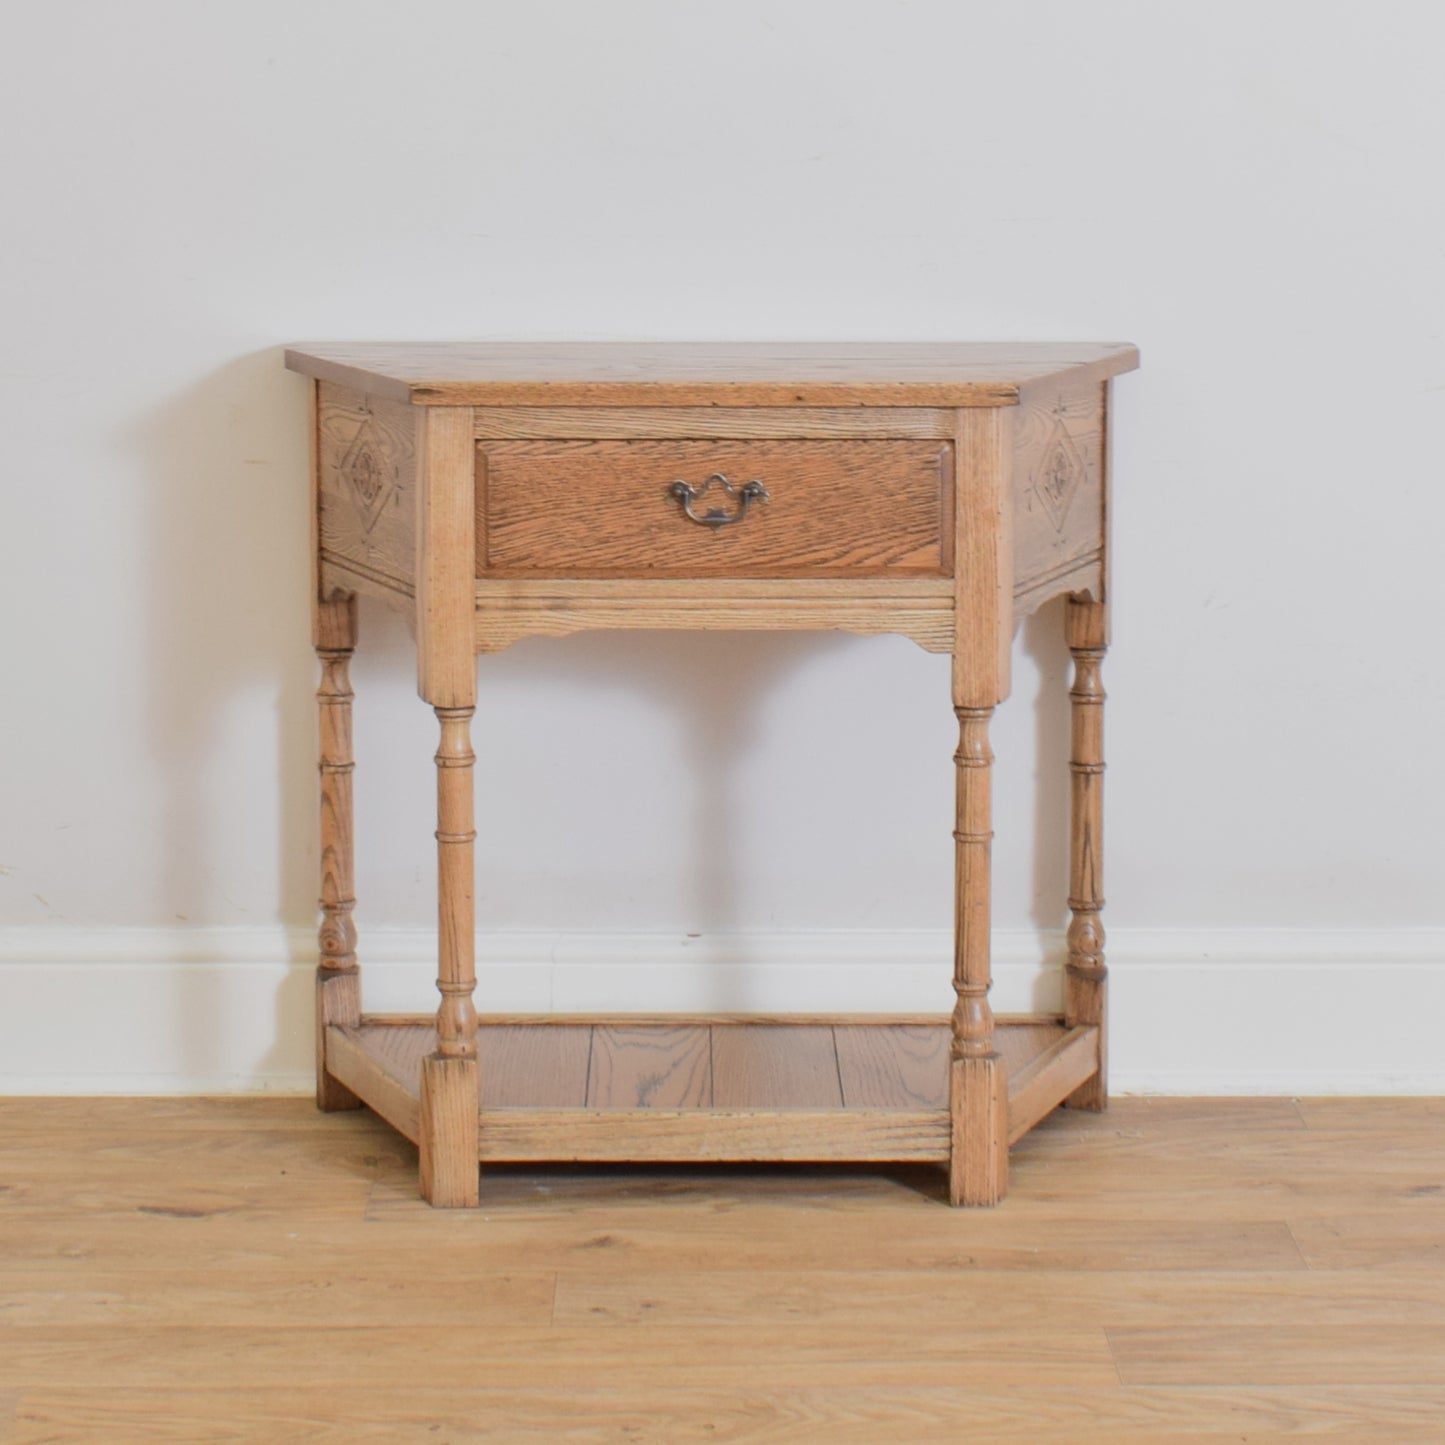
left=284, top=341, right=1139, bottom=408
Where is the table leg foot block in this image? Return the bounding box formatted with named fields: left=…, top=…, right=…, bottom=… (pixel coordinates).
left=419, top=1053, right=480, bottom=1207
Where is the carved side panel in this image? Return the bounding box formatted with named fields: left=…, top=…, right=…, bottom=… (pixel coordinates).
left=317, top=382, right=418, bottom=604
left=1010, top=379, right=1106, bottom=619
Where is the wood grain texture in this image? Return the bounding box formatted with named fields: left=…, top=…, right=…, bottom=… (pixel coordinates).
left=952, top=405, right=1013, bottom=706
left=1006, top=1026, right=1099, bottom=1144
left=951, top=1054, right=1008, bottom=1207
left=418, top=1054, right=479, bottom=1207
left=315, top=382, right=417, bottom=604
left=414, top=406, right=477, bottom=707
left=1010, top=376, right=1107, bottom=616
left=474, top=1109, right=949, bottom=1163
left=948, top=704, right=1005, bottom=1206
left=478, top=1025, right=594, bottom=1108
left=355, top=1011, right=1061, bottom=1030
left=947, top=406, right=1013, bottom=1206
left=709, top=1025, right=845, bottom=1109
left=1108, top=1324, right=1445, bottom=1386
left=835, top=1023, right=949, bottom=1108
left=587, top=1026, right=712, bottom=1109
left=430, top=707, right=477, bottom=1064
left=296, top=344, right=1136, bottom=1209
left=326, top=1026, right=421, bottom=1143
left=474, top=406, right=955, bottom=439
left=1065, top=596, right=1109, bottom=1110
left=21, top=1086, right=1444, bottom=1445
left=473, top=576, right=955, bottom=653
left=23, top=1385, right=1445, bottom=1445
left=476, top=439, right=952, bottom=577
left=326, top=1019, right=1103, bottom=1174
left=286, top=341, right=1141, bottom=408
left=314, top=595, right=361, bottom=1112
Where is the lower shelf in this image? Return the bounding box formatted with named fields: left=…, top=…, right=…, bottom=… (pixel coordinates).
left=326, top=1014, right=1101, bottom=1165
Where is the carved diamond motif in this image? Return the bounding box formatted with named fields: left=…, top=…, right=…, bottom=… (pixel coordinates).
left=1034, top=418, right=1086, bottom=532
left=338, top=423, right=394, bottom=533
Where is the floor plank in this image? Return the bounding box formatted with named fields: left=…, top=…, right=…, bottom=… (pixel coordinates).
left=0, top=1265, right=556, bottom=1328
left=1289, top=1208, right=1445, bottom=1270
left=552, top=1266, right=1445, bottom=1330
left=1109, top=1323, right=1445, bottom=1385
left=1294, top=1097, right=1445, bottom=1131
left=12, top=1385, right=1445, bottom=1444
left=3, top=1096, right=1443, bottom=1439
left=0, top=1324, right=1116, bottom=1391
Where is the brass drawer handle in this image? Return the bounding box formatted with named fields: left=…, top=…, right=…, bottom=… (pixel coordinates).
left=668, top=473, right=769, bottom=531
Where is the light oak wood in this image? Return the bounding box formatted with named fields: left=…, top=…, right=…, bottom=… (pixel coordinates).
left=414, top=406, right=477, bottom=708
left=20, top=1384, right=1445, bottom=1444
left=474, top=405, right=955, bottom=439
left=286, top=341, right=1141, bottom=408
left=1006, top=1025, right=1100, bottom=1144
left=418, top=1055, right=478, bottom=1208
left=1010, top=375, right=1106, bottom=617
left=325, top=1025, right=420, bottom=1142
left=286, top=343, right=1136, bottom=1207
left=475, top=1109, right=950, bottom=1163
left=315, top=382, right=418, bottom=608
left=314, top=593, right=361, bottom=1112
left=587, top=1025, right=713, bottom=1109
left=945, top=403, right=1014, bottom=1205
left=430, top=707, right=477, bottom=1064
left=948, top=705, right=1006, bottom=1205
left=1065, top=596, right=1109, bottom=1109
left=325, top=1017, right=1094, bottom=1174
left=8, top=1096, right=1442, bottom=1441
left=473, top=576, right=956, bottom=653
left=475, top=438, right=953, bottom=577
left=357, top=1011, right=1065, bottom=1030
left=952, top=405, right=1014, bottom=705
left=710, top=1024, right=844, bottom=1109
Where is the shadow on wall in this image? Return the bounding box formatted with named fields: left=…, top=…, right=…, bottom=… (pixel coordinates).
left=462, top=627, right=860, bottom=1010
left=130, top=347, right=316, bottom=1085
left=1021, top=597, right=1074, bottom=945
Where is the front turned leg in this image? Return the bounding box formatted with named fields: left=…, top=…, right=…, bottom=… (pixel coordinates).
left=1065, top=597, right=1108, bottom=1110
left=949, top=705, right=1008, bottom=1206
left=315, top=595, right=361, bottom=1111
left=419, top=705, right=480, bottom=1207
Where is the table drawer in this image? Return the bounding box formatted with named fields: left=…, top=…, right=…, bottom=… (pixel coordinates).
left=475, top=438, right=954, bottom=577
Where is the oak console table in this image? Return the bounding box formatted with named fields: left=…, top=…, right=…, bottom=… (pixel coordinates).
left=285, top=342, right=1138, bottom=1207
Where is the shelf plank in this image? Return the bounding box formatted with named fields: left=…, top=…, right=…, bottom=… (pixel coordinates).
left=835, top=1024, right=948, bottom=1109
left=710, top=1026, right=845, bottom=1110
left=479, top=1026, right=592, bottom=1108
left=587, top=1026, right=712, bottom=1109
left=333, top=1015, right=1087, bottom=1169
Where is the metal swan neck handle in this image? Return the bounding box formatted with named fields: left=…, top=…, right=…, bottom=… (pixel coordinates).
left=668, top=473, right=769, bottom=530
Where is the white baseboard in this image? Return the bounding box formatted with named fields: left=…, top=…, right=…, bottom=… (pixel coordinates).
left=1, top=926, right=1441, bottom=1095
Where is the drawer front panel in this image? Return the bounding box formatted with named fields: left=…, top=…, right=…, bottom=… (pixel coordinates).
left=476, top=439, right=953, bottom=577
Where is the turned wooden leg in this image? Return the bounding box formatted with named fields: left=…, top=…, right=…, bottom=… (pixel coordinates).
left=419, top=705, right=480, bottom=1207
left=1065, top=597, right=1108, bottom=1110
left=948, top=705, right=1008, bottom=1206
left=315, top=595, right=361, bottom=1111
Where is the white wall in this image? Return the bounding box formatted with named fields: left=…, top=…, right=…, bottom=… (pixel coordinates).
left=2, top=1, right=1442, bottom=1090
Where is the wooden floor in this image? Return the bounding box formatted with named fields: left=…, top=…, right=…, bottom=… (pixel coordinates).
left=2, top=1097, right=1444, bottom=1442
